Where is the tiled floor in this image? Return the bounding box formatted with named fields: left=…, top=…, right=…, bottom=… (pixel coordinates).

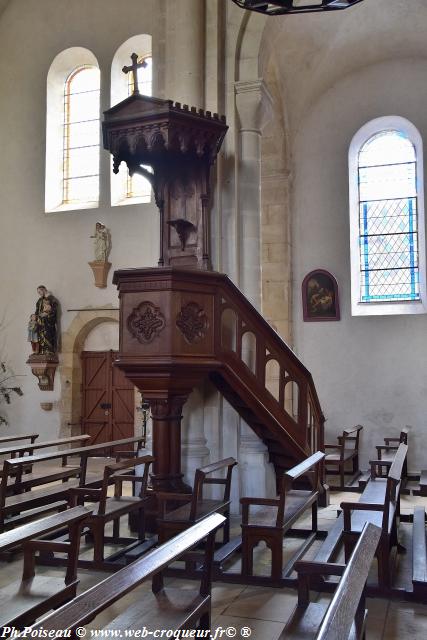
left=1, top=464, right=427, bottom=639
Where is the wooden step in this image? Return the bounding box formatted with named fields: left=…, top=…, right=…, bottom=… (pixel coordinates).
left=213, top=536, right=242, bottom=567
left=124, top=536, right=158, bottom=564
left=412, top=507, right=427, bottom=601
left=314, top=513, right=344, bottom=563
left=2, top=501, right=68, bottom=531
left=414, top=470, right=427, bottom=497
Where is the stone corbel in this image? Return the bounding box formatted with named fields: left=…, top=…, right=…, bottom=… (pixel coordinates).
left=27, top=354, right=58, bottom=391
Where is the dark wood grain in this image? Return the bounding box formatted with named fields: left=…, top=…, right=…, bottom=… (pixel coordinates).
left=240, top=451, right=324, bottom=581
left=324, top=425, right=363, bottom=489
left=0, top=505, right=90, bottom=629
left=157, top=457, right=237, bottom=545
left=113, top=267, right=325, bottom=495
left=27, top=513, right=225, bottom=632
left=340, top=443, right=407, bottom=590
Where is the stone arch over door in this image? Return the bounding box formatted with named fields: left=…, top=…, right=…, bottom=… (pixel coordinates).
left=59, top=310, right=119, bottom=437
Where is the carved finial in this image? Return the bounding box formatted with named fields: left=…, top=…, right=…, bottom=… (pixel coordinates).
left=122, top=53, right=147, bottom=95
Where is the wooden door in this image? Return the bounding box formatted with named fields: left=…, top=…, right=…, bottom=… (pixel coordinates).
left=81, top=351, right=135, bottom=450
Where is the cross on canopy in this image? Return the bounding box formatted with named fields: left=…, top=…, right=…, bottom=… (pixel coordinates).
left=122, top=53, right=147, bottom=95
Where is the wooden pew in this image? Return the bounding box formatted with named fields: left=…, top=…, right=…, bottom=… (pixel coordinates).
left=0, top=435, right=92, bottom=491
left=340, top=442, right=407, bottom=591
left=282, top=522, right=381, bottom=640
left=240, top=451, right=324, bottom=582
left=0, top=505, right=90, bottom=630
left=375, top=428, right=408, bottom=480
left=24, top=513, right=225, bottom=635
left=68, top=455, right=154, bottom=568
left=0, top=435, right=146, bottom=531
left=0, top=434, right=91, bottom=461
left=157, top=457, right=237, bottom=544
left=324, top=425, right=363, bottom=489
left=0, top=434, right=38, bottom=446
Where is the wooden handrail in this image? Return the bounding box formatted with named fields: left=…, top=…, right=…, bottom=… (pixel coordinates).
left=216, top=274, right=324, bottom=456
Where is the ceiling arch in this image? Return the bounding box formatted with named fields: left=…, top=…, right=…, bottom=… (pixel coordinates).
left=259, top=0, right=427, bottom=132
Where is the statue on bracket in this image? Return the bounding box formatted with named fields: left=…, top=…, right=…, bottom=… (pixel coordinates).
left=27, top=285, right=59, bottom=391
left=89, top=222, right=112, bottom=288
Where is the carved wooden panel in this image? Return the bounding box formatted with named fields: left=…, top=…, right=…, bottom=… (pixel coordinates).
left=176, top=302, right=209, bottom=344
left=127, top=301, right=166, bottom=344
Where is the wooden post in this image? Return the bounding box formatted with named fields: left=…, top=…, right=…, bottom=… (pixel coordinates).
left=148, top=396, right=192, bottom=492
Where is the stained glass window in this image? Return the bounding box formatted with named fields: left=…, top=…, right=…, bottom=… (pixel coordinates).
left=63, top=65, right=100, bottom=206
left=358, top=131, right=419, bottom=303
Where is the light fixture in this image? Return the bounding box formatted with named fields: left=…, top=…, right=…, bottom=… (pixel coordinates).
left=230, top=0, right=365, bottom=15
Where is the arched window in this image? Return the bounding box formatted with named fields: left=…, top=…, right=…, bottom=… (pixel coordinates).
left=45, top=48, right=100, bottom=212
left=111, top=35, right=152, bottom=207
left=349, top=117, right=427, bottom=315
left=63, top=65, right=100, bottom=207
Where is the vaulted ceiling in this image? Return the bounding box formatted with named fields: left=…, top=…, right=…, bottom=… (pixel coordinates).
left=259, top=0, right=427, bottom=131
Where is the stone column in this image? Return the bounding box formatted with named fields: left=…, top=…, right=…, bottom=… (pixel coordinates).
left=181, top=387, right=210, bottom=486
left=165, top=0, right=205, bottom=108
left=164, top=0, right=208, bottom=480
left=235, top=79, right=272, bottom=310
left=235, top=79, right=275, bottom=497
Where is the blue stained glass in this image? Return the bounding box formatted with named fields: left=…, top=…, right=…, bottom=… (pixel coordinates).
left=358, top=130, right=420, bottom=303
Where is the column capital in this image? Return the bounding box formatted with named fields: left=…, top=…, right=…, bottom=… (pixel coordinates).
left=235, top=78, right=273, bottom=132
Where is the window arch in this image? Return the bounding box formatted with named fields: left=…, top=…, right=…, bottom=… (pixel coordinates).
left=45, top=48, right=100, bottom=212
left=110, top=34, right=153, bottom=207
left=63, top=65, right=100, bottom=207
left=349, top=116, right=427, bottom=315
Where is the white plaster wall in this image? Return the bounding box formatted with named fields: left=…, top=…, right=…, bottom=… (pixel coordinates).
left=293, top=58, right=427, bottom=473
left=0, top=0, right=161, bottom=438
left=83, top=322, right=119, bottom=351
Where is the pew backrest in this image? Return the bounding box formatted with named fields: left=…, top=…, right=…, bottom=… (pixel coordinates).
left=0, top=434, right=38, bottom=445
left=277, top=450, right=325, bottom=526
left=0, top=505, right=91, bottom=553
left=315, top=522, right=381, bottom=640
left=25, top=512, right=226, bottom=632
left=0, top=434, right=91, bottom=459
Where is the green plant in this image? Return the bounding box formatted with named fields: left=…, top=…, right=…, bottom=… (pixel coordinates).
left=0, top=361, right=24, bottom=426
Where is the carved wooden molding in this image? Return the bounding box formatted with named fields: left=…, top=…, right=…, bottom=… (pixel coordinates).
left=127, top=301, right=166, bottom=343
left=176, top=302, right=209, bottom=344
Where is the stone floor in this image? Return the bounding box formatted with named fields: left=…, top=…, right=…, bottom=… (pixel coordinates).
left=1, top=463, right=427, bottom=639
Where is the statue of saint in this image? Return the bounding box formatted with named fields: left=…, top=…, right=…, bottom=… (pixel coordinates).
left=91, top=222, right=111, bottom=262
left=34, top=286, right=58, bottom=355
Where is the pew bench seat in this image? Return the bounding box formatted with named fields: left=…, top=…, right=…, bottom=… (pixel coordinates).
left=0, top=505, right=90, bottom=630
left=341, top=443, right=407, bottom=591
left=0, top=436, right=146, bottom=532
left=0, top=576, right=78, bottom=631
left=283, top=602, right=361, bottom=640
left=243, top=490, right=315, bottom=528
left=282, top=522, right=381, bottom=640
left=102, top=587, right=210, bottom=633
left=241, top=451, right=325, bottom=581
left=157, top=458, right=237, bottom=545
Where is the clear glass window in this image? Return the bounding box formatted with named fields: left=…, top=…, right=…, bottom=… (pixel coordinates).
left=126, top=55, right=152, bottom=203
left=63, top=65, right=100, bottom=206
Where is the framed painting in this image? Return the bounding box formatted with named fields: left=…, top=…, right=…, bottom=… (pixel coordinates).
left=302, top=269, right=340, bottom=321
